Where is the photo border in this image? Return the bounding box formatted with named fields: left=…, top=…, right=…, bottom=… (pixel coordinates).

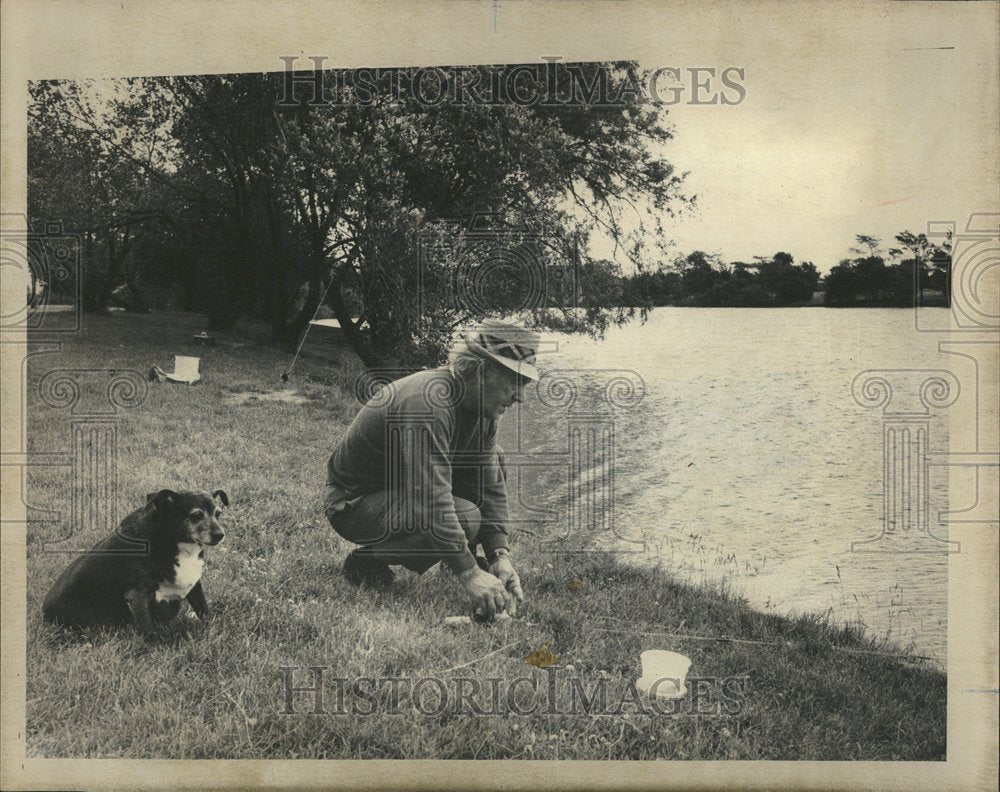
left=2, top=1, right=997, bottom=789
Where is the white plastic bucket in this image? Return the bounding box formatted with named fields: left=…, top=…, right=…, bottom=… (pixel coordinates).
left=635, top=649, right=692, bottom=700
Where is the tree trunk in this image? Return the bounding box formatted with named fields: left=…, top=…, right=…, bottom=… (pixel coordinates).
left=206, top=287, right=245, bottom=330
left=204, top=259, right=246, bottom=330
left=262, top=198, right=292, bottom=345
left=283, top=274, right=326, bottom=352
left=81, top=232, right=104, bottom=312
left=83, top=231, right=114, bottom=314
left=124, top=262, right=151, bottom=313
left=327, top=278, right=388, bottom=369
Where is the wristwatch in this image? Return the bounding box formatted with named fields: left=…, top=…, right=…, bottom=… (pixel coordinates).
left=487, top=547, right=511, bottom=564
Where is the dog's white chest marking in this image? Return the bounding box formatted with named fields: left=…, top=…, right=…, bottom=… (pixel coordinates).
left=155, top=543, right=203, bottom=602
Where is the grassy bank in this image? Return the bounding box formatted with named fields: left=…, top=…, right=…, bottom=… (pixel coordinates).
left=24, top=310, right=945, bottom=759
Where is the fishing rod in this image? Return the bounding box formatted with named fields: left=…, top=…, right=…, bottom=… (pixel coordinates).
left=280, top=273, right=340, bottom=382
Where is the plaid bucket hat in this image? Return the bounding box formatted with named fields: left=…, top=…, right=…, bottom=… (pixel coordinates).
left=463, top=320, right=541, bottom=381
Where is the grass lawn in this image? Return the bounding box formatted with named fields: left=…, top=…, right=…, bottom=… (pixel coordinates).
left=23, top=310, right=946, bottom=760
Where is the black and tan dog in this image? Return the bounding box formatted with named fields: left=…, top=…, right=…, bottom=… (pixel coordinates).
left=42, top=489, right=228, bottom=637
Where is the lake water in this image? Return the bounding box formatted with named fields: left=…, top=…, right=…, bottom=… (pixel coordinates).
left=499, top=308, right=950, bottom=663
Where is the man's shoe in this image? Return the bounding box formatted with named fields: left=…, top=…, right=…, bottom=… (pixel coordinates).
left=342, top=548, right=395, bottom=588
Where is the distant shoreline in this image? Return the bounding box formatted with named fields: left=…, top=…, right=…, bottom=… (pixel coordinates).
left=610, top=300, right=951, bottom=310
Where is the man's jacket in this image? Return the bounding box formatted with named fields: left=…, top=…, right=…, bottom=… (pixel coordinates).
left=326, top=367, right=511, bottom=573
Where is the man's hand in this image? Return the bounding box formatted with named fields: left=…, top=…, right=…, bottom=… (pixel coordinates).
left=458, top=566, right=510, bottom=618
left=489, top=556, right=524, bottom=617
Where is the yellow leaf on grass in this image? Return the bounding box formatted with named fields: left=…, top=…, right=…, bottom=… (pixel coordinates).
left=524, top=642, right=559, bottom=669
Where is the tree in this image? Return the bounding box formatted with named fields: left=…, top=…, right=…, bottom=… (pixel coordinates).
left=850, top=234, right=881, bottom=258
left=824, top=261, right=859, bottom=306
left=854, top=255, right=890, bottom=302
left=755, top=252, right=819, bottom=305
left=675, top=250, right=725, bottom=300
left=927, top=231, right=952, bottom=305
left=621, top=264, right=681, bottom=307
left=270, top=63, right=691, bottom=366
left=824, top=230, right=952, bottom=307
left=28, top=81, right=159, bottom=313
left=162, top=74, right=304, bottom=337
left=892, top=231, right=934, bottom=303
left=29, top=64, right=692, bottom=364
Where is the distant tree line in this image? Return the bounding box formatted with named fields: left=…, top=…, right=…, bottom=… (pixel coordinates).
left=601, top=230, right=951, bottom=309
left=615, top=250, right=820, bottom=308
left=823, top=233, right=951, bottom=307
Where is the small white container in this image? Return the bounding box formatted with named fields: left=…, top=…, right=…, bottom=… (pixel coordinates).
left=635, top=650, right=692, bottom=700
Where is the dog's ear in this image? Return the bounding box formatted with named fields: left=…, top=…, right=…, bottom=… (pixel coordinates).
left=146, top=489, right=176, bottom=509
left=212, top=489, right=229, bottom=508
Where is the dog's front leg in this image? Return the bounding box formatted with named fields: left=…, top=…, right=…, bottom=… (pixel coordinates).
left=186, top=581, right=209, bottom=620
left=125, top=588, right=157, bottom=638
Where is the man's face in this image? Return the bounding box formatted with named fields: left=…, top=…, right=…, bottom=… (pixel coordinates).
left=480, top=361, right=528, bottom=421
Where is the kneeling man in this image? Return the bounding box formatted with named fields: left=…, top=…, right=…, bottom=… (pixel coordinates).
left=325, top=320, right=538, bottom=619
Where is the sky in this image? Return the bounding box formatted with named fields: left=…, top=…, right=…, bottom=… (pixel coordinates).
left=598, top=2, right=1000, bottom=273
